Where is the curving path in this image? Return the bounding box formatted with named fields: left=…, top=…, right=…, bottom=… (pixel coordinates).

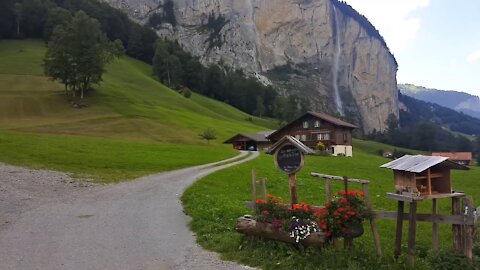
left=0, top=151, right=259, bottom=270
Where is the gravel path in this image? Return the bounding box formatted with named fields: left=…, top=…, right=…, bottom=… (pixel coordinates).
left=0, top=151, right=259, bottom=270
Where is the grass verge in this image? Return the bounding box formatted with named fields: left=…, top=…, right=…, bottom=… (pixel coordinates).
left=182, top=140, right=480, bottom=269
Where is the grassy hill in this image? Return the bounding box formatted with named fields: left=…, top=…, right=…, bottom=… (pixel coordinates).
left=0, top=39, right=275, bottom=181
left=182, top=139, right=480, bottom=269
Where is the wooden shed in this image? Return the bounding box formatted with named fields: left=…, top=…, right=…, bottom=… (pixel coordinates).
left=380, top=155, right=469, bottom=197
left=224, top=132, right=272, bottom=151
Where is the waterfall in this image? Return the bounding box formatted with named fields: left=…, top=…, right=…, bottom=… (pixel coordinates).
left=332, top=5, right=344, bottom=116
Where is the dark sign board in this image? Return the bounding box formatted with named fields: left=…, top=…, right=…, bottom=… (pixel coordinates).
left=275, top=144, right=304, bottom=174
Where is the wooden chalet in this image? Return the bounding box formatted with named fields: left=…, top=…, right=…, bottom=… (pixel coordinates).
left=431, top=152, right=472, bottom=166
left=224, top=131, right=273, bottom=151
left=380, top=155, right=469, bottom=198
left=266, top=112, right=357, bottom=156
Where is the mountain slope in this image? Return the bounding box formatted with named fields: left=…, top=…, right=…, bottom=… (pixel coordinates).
left=103, top=0, right=398, bottom=133
left=399, top=83, right=480, bottom=119
left=0, top=39, right=275, bottom=143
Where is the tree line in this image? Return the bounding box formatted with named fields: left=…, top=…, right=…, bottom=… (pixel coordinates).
left=1, top=0, right=311, bottom=122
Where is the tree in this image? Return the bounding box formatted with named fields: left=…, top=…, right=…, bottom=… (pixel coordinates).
left=199, top=128, right=217, bottom=144
left=44, top=11, right=123, bottom=99
left=43, top=7, right=72, bottom=40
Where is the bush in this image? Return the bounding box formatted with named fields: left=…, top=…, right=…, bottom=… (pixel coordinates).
left=317, top=142, right=326, bottom=151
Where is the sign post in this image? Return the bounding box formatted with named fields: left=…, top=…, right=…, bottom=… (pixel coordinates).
left=267, top=136, right=315, bottom=206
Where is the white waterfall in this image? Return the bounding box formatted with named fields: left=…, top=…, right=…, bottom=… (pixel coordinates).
left=332, top=5, right=344, bottom=116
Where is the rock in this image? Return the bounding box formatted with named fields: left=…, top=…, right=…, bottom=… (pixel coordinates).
left=102, top=0, right=398, bottom=133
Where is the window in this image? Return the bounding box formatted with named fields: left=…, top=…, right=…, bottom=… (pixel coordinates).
left=301, top=134, right=307, bottom=141
left=295, top=134, right=301, bottom=140
left=314, top=120, right=320, bottom=128
left=303, top=121, right=309, bottom=128
left=317, top=132, right=330, bottom=141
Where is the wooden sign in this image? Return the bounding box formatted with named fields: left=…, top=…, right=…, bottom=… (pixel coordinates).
left=275, top=144, right=304, bottom=174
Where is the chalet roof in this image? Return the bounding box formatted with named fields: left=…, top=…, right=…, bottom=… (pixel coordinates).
left=223, top=133, right=270, bottom=143
left=267, top=111, right=357, bottom=139
left=266, top=135, right=316, bottom=155
left=380, top=155, right=469, bottom=173
left=432, top=152, right=472, bottom=161
left=308, top=112, right=358, bottom=129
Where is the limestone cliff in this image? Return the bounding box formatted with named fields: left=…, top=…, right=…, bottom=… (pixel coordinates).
left=103, top=0, right=399, bottom=133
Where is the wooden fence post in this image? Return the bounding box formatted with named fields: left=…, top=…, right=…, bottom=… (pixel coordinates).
left=394, top=201, right=404, bottom=260
left=407, top=201, right=418, bottom=268
left=252, top=169, right=257, bottom=210
left=463, top=197, right=474, bottom=259
left=452, top=197, right=462, bottom=252
left=432, top=199, right=439, bottom=252
left=261, top=178, right=267, bottom=200
left=362, top=183, right=382, bottom=256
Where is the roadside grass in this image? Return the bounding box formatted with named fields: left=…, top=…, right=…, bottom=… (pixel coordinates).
left=0, top=130, right=237, bottom=183
left=182, top=139, right=480, bottom=269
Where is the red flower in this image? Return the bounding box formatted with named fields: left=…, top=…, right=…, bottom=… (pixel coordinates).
left=338, top=207, right=345, bottom=212
left=347, top=211, right=356, bottom=216
left=343, top=215, right=349, bottom=220
left=338, top=190, right=346, bottom=196
left=263, top=210, right=269, bottom=216
left=359, top=191, right=365, bottom=196
left=321, top=224, right=327, bottom=230
left=256, top=199, right=266, bottom=204
left=325, top=202, right=331, bottom=208
left=326, top=231, right=332, bottom=237
left=334, top=211, right=339, bottom=216
left=341, top=198, right=348, bottom=204
left=267, top=194, right=274, bottom=199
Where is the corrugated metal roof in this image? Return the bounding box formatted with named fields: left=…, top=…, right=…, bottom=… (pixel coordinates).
left=266, top=135, right=316, bottom=155
left=380, top=155, right=469, bottom=173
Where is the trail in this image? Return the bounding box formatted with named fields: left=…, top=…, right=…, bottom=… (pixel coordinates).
left=0, top=151, right=259, bottom=270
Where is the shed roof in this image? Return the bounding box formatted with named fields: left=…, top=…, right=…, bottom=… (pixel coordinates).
left=266, top=135, right=316, bottom=155
left=380, top=155, right=469, bottom=173
left=223, top=133, right=270, bottom=144
left=432, top=152, right=472, bottom=161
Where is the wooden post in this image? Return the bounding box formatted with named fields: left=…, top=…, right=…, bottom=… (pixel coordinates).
left=252, top=169, right=257, bottom=210
left=452, top=197, right=462, bottom=252
left=427, top=169, right=432, bottom=195
left=343, top=176, right=349, bottom=196
left=362, top=183, right=382, bottom=256
left=261, top=178, right=267, bottom=200
left=394, top=201, right=404, bottom=260
left=325, top=177, right=332, bottom=201
left=289, top=173, right=298, bottom=206
left=407, top=201, right=418, bottom=268
left=432, top=198, right=439, bottom=252
left=463, top=197, right=474, bottom=260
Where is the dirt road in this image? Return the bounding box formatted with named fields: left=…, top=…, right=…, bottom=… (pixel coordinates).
left=0, top=151, right=258, bottom=270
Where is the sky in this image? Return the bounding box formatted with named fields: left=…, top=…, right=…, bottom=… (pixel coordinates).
left=343, top=0, right=480, bottom=96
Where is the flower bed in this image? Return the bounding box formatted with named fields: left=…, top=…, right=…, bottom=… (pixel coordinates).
left=238, top=190, right=372, bottom=245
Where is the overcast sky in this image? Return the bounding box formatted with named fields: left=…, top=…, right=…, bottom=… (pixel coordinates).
left=343, top=0, right=480, bottom=96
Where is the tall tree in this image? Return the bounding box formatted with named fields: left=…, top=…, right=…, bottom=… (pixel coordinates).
left=44, top=11, right=123, bottom=99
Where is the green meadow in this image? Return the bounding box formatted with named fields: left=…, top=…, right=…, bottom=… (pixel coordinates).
left=182, top=139, right=480, bottom=269
left=0, top=40, right=275, bottom=181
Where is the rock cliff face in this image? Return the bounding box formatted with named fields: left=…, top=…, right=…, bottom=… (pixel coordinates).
left=103, top=0, right=398, bottom=133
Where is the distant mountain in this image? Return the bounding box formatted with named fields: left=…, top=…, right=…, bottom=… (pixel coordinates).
left=399, top=84, right=480, bottom=119
left=399, top=92, right=480, bottom=136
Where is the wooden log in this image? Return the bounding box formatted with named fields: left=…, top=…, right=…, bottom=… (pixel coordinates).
left=394, top=201, right=405, bottom=260
left=325, top=178, right=332, bottom=201
left=432, top=199, right=439, bottom=252
left=236, top=216, right=325, bottom=248
left=407, top=201, right=418, bottom=268
left=362, top=183, right=382, bottom=256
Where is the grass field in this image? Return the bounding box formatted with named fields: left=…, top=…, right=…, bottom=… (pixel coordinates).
left=182, top=139, right=480, bottom=269
left=0, top=39, right=275, bottom=181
